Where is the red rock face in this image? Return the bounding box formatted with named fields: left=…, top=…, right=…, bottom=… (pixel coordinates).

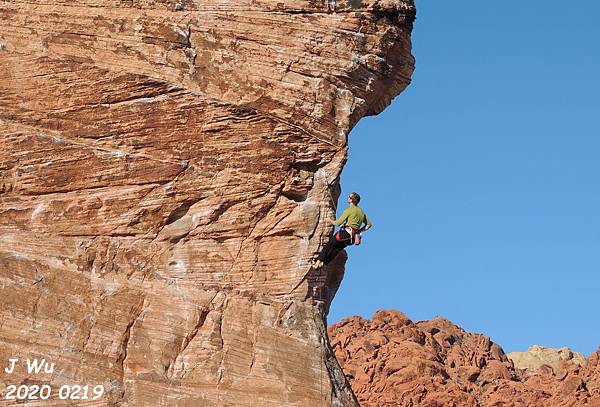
left=0, top=1, right=415, bottom=405
left=328, top=310, right=600, bottom=407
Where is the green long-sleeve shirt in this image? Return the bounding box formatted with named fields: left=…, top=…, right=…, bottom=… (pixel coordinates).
left=335, top=204, right=372, bottom=231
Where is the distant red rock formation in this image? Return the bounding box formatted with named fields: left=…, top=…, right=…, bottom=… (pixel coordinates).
left=328, top=310, right=600, bottom=406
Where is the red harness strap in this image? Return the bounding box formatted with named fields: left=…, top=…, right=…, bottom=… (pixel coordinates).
left=335, top=226, right=359, bottom=244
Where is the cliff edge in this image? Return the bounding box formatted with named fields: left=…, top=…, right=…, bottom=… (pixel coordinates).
left=0, top=1, right=415, bottom=405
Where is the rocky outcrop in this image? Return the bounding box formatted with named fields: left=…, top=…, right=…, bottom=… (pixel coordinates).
left=508, top=345, right=586, bottom=374
left=0, top=1, right=415, bottom=405
left=329, top=310, right=600, bottom=407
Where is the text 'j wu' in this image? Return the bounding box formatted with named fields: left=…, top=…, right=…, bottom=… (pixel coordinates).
left=4, top=358, right=55, bottom=375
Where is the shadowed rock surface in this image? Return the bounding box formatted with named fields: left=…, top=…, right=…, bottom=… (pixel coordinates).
left=0, top=1, right=415, bottom=405
left=329, top=310, right=600, bottom=407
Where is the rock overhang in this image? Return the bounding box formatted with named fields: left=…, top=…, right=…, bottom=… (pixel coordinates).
left=0, top=1, right=416, bottom=405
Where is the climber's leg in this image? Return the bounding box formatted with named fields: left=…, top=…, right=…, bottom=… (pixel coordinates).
left=317, top=229, right=351, bottom=265
left=324, top=240, right=350, bottom=264
left=317, top=239, right=335, bottom=264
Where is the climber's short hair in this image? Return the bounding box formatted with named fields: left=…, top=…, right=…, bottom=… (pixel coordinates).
left=349, top=192, right=361, bottom=205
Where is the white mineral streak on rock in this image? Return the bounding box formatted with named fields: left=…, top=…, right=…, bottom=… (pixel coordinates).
left=31, top=203, right=46, bottom=219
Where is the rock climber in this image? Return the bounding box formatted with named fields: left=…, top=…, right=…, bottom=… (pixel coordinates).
left=313, top=192, right=372, bottom=268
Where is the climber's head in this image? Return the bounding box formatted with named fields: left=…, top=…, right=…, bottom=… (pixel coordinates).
left=348, top=192, right=361, bottom=205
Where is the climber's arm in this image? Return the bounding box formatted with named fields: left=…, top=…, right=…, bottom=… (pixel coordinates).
left=328, top=208, right=350, bottom=227
left=359, top=215, right=372, bottom=233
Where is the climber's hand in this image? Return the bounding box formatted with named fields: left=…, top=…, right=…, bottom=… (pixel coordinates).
left=327, top=219, right=337, bottom=226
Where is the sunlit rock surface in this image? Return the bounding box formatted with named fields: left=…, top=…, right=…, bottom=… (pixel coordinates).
left=0, top=0, right=415, bottom=405
left=508, top=345, right=586, bottom=374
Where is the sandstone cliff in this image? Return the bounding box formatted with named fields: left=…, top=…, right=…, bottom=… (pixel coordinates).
left=329, top=310, right=600, bottom=407
left=0, top=0, right=415, bottom=405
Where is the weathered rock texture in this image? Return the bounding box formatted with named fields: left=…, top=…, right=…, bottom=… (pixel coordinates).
left=508, top=345, right=586, bottom=374
left=329, top=310, right=600, bottom=407
left=0, top=0, right=415, bottom=405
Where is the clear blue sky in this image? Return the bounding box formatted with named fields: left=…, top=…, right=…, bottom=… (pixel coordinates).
left=329, top=1, right=600, bottom=356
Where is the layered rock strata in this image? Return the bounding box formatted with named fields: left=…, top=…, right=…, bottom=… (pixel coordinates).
left=329, top=310, right=600, bottom=407
left=0, top=0, right=415, bottom=405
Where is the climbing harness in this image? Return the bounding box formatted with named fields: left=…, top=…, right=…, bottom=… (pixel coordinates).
left=334, top=226, right=359, bottom=245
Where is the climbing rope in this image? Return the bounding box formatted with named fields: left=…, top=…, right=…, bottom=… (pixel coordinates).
left=311, top=175, right=337, bottom=266
left=324, top=175, right=338, bottom=211
left=326, top=185, right=337, bottom=212
left=311, top=304, right=326, bottom=407
left=320, top=338, right=324, bottom=407
left=309, top=172, right=342, bottom=270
